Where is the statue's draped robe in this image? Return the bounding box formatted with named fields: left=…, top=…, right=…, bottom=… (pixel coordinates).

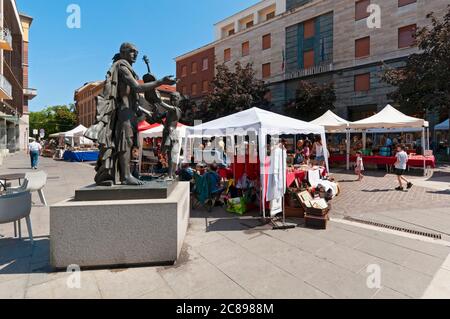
left=86, top=59, right=142, bottom=185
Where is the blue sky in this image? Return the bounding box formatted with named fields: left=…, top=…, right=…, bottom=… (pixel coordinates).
left=17, top=0, right=260, bottom=112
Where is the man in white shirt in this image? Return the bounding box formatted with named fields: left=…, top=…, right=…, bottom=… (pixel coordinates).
left=394, top=144, right=413, bottom=191
left=28, top=138, right=42, bottom=169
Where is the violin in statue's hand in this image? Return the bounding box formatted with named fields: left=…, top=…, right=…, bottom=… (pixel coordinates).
left=160, top=75, right=177, bottom=86
left=142, top=55, right=162, bottom=104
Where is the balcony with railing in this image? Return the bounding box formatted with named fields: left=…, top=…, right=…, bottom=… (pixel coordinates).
left=0, top=74, right=13, bottom=100
left=24, top=88, right=38, bottom=100
left=0, top=27, right=13, bottom=51
left=285, top=63, right=334, bottom=80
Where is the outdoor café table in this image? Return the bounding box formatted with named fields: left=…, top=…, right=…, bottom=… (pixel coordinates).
left=0, top=173, right=26, bottom=191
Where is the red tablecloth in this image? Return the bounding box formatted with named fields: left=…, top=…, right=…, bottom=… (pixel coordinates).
left=329, top=155, right=436, bottom=168
left=408, top=156, right=436, bottom=168
left=330, top=155, right=395, bottom=165
left=286, top=170, right=306, bottom=188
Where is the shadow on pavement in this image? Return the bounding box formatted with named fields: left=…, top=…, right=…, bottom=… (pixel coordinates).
left=206, top=217, right=271, bottom=233
left=0, top=238, right=50, bottom=275
left=361, top=189, right=395, bottom=193
left=427, top=189, right=450, bottom=195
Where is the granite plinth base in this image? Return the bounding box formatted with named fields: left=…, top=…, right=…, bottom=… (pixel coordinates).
left=74, top=180, right=177, bottom=201
left=50, top=182, right=190, bottom=270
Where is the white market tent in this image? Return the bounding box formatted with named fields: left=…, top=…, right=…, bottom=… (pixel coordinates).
left=185, top=107, right=328, bottom=218
left=313, top=104, right=430, bottom=173
left=141, top=123, right=188, bottom=139
left=49, top=125, right=93, bottom=146
left=310, top=110, right=350, bottom=132
left=310, top=110, right=352, bottom=169
left=139, top=123, right=190, bottom=171
left=435, top=119, right=449, bottom=131
left=350, top=104, right=429, bottom=130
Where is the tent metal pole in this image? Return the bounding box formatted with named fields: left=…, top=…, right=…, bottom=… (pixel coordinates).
left=346, top=128, right=351, bottom=171
left=422, top=127, right=426, bottom=176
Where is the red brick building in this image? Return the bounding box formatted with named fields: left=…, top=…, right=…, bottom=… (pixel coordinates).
left=74, top=81, right=176, bottom=128
left=175, top=45, right=215, bottom=101
left=0, top=0, right=36, bottom=153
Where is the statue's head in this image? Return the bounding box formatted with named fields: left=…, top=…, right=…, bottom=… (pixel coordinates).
left=170, top=92, right=183, bottom=107
left=119, top=42, right=139, bottom=64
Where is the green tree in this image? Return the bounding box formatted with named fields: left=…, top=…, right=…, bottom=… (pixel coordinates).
left=383, top=6, right=450, bottom=134
left=204, top=62, right=270, bottom=121
left=285, top=80, right=336, bottom=122
left=29, top=104, right=77, bottom=138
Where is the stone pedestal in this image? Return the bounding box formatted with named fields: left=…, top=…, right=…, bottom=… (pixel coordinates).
left=50, top=182, right=190, bottom=270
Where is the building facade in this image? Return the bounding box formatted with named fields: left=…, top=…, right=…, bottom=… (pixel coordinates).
left=74, top=81, right=176, bottom=128
left=0, top=0, right=36, bottom=154
left=176, top=0, right=449, bottom=120
left=175, top=46, right=215, bottom=101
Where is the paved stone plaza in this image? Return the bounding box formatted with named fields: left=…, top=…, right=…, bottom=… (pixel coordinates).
left=1, top=153, right=449, bottom=299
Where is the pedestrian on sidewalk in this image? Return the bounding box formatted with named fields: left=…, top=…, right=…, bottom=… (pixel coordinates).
left=394, top=144, right=413, bottom=191
left=28, top=138, right=42, bottom=170
left=355, top=151, right=364, bottom=181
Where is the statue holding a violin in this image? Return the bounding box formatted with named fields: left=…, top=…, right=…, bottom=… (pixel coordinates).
left=85, top=42, right=182, bottom=186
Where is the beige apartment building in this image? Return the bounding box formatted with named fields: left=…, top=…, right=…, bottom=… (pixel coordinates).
left=177, top=0, right=449, bottom=121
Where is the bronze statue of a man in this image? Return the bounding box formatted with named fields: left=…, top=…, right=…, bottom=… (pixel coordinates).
left=85, top=43, right=176, bottom=186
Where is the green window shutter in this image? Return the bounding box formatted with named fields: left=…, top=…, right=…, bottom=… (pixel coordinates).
left=314, top=18, right=321, bottom=65
left=297, top=23, right=304, bottom=69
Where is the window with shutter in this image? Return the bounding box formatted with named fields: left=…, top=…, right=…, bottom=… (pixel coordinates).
left=355, top=36, right=370, bottom=58
left=262, top=63, right=271, bottom=78
left=354, top=73, right=370, bottom=92
left=398, top=0, right=416, bottom=7
left=304, top=19, right=315, bottom=39
left=224, top=48, right=231, bottom=62
left=262, top=34, right=271, bottom=50
left=398, top=24, right=416, bottom=48
left=303, top=50, right=315, bottom=69
left=242, top=41, right=250, bottom=57
left=355, top=0, right=370, bottom=21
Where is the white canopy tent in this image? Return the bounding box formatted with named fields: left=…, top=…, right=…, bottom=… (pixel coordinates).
left=185, top=107, right=328, bottom=218
left=141, top=123, right=188, bottom=139
left=49, top=125, right=93, bottom=146
left=311, top=106, right=431, bottom=173
left=310, top=110, right=352, bottom=169
left=310, top=110, right=350, bottom=132
left=350, top=104, right=430, bottom=153
left=350, top=105, right=429, bottom=129
left=139, top=123, right=190, bottom=171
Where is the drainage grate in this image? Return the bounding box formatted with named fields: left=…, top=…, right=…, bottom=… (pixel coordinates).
left=343, top=216, right=442, bottom=240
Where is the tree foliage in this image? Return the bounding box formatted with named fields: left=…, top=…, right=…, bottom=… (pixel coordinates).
left=382, top=6, right=450, bottom=123
left=203, top=62, right=270, bottom=121
left=29, top=104, right=77, bottom=138
left=285, top=80, right=336, bottom=122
